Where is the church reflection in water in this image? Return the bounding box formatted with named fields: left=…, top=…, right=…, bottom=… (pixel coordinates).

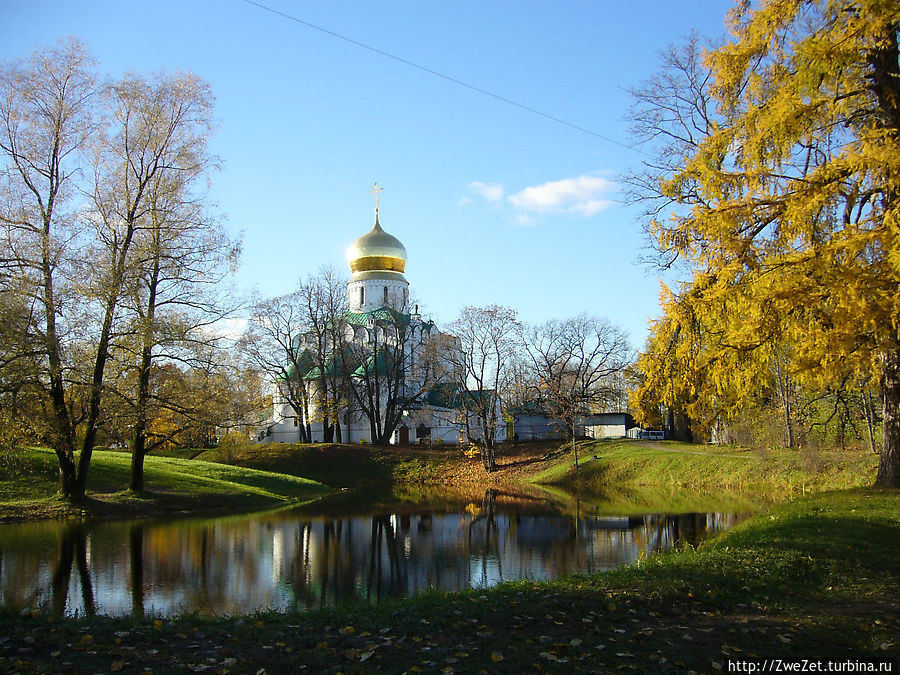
left=0, top=490, right=741, bottom=617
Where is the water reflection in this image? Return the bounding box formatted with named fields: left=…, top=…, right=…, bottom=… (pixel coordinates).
left=0, top=489, right=742, bottom=617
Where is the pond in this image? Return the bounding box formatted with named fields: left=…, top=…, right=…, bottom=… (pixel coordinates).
left=0, top=488, right=747, bottom=617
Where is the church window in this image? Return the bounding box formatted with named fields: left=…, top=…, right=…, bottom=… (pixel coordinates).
left=384, top=286, right=389, bottom=305
left=360, top=286, right=365, bottom=305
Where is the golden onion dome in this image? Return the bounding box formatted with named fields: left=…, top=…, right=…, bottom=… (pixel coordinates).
left=345, top=214, right=407, bottom=274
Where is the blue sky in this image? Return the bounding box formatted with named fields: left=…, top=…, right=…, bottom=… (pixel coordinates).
left=1, top=0, right=734, bottom=346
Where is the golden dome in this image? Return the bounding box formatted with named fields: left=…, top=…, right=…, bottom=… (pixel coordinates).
left=346, top=214, right=407, bottom=274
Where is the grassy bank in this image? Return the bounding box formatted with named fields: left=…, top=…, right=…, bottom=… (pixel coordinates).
left=196, top=439, right=878, bottom=500
left=2, top=488, right=896, bottom=673
left=2, top=439, right=878, bottom=522
left=0, top=447, right=331, bottom=523
left=530, top=440, right=879, bottom=496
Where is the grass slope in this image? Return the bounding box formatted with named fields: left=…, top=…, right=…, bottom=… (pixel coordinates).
left=530, top=440, right=878, bottom=495
left=2, top=488, right=896, bottom=672
left=0, top=447, right=330, bottom=522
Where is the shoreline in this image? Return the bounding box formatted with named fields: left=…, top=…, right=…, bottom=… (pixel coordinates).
left=1, top=440, right=879, bottom=524
left=1, top=487, right=896, bottom=672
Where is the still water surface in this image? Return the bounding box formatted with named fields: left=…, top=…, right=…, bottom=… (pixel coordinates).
left=0, top=489, right=743, bottom=617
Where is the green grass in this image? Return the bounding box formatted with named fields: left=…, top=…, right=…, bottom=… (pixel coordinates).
left=530, top=440, right=878, bottom=496
left=191, top=441, right=464, bottom=487
left=0, top=447, right=331, bottom=522
left=3, top=488, right=896, bottom=672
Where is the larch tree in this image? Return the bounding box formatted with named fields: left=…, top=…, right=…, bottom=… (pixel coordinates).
left=629, top=0, right=900, bottom=486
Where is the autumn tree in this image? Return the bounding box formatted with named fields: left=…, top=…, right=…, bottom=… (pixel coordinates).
left=100, top=72, right=237, bottom=492
left=0, top=39, right=100, bottom=497
left=628, top=0, right=900, bottom=487
left=448, top=305, right=520, bottom=472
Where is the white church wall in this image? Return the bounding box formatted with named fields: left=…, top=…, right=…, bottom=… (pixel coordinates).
left=347, top=278, right=409, bottom=313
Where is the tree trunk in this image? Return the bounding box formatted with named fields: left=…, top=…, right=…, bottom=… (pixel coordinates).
left=130, top=320, right=155, bottom=493
left=480, top=445, right=495, bottom=472
left=864, top=388, right=877, bottom=455
left=42, top=220, right=79, bottom=496
left=76, top=298, right=118, bottom=498
left=130, top=428, right=147, bottom=493
left=877, top=347, right=900, bottom=488
left=776, top=368, right=794, bottom=449
left=321, top=385, right=334, bottom=443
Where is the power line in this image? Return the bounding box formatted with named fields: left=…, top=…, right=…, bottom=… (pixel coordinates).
left=241, top=0, right=640, bottom=153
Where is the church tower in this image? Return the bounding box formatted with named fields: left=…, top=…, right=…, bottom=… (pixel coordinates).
left=345, top=186, right=409, bottom=312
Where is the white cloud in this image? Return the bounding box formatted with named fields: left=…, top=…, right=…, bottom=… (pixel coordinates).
left=508, top=174, right=616, bottom=216
left=209, top=317, right=248, bottom=341
left=464, top=181, right=505, bottom=203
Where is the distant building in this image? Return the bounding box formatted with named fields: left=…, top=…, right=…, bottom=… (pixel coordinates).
left=510, top=404, right=635, bottom=441
left=581, top=413, right=636, bottom=439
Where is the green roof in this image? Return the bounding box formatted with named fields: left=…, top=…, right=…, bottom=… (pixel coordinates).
left=426, top=383, right=494, bottom=410
left=344, top=307, right=409, bottom=327
left=343, top=308, right=435, bottom=332
left=276, top=348, right=316, bottom=381
left=352, top=349, right=398, bottom=378
left=304, top=347, right=359, bottom=380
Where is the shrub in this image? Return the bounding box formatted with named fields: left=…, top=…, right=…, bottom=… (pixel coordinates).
left=0, top=411, right=32, bottom=477
left=218, top=431, right=253, bottom=465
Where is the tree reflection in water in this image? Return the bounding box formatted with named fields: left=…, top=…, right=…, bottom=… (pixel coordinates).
left=367, top=516, right=405, bottom=602
left=50, top=524, right=95, bottom=617
left=0, top=489, right=745, bottom=617
left=130, top=524, right=144, bottom=617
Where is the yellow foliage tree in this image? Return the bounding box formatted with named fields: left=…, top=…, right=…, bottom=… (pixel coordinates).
left=632, top=0, right=899, bottom=486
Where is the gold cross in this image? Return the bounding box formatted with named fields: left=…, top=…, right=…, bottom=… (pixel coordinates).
left=370, top=182, right=383, bottom=213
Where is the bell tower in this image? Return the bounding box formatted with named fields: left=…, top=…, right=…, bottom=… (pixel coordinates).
left=345, top=184, right=410, bottom=312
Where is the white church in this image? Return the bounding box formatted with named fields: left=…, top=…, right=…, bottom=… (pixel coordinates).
left=261, top=194, right=506, bottom=446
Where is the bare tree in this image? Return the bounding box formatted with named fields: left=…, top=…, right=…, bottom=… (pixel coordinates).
left=340, top=302, right=450, bottom=446
left=448, top=305, right=520, bottom=472
left=623, top=32, right=718, bottom=270
left=521, top=315, right=631, bottom=465
left=242, top=292, right=316, bottom=442
left=297, top=267, right=348, bottom=443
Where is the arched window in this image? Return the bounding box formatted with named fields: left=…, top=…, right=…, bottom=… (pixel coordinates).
left=384, top=286, right=389, bottom=305
left=360, top=286, right=365, bottom=306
